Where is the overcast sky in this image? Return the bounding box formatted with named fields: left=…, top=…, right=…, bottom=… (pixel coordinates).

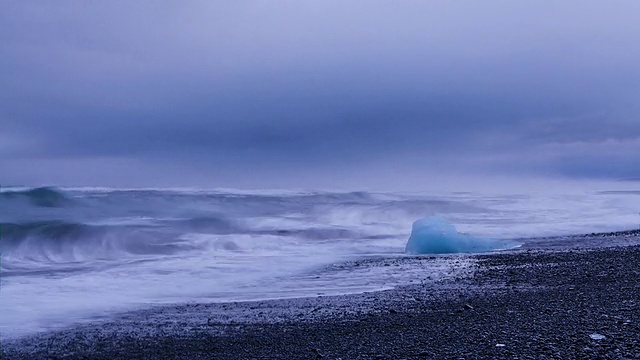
left=2, top=1, right=639, bottom=190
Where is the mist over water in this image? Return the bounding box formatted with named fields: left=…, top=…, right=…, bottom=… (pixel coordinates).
left=1, top=184, right=639, bottom=337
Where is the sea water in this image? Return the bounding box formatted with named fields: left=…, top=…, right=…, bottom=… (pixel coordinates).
left=1, top=185, right=639, bottom=337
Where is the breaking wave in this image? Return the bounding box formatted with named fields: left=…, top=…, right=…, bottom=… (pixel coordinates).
left=163, top=216, right=238, bottom=234
left=0, top=221, right=197, bottom=274
left=257, top=227, right=359, bottom=240
left=1, top=187, right=70, bottom=207
left=0, top=188, right=504, bottom=273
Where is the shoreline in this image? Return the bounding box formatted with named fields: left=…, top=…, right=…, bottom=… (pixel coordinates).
left=3, top=244, right=640, bottom=359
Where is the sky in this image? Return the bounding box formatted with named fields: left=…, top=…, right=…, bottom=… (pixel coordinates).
left=1, top=1, right=640, bottom=190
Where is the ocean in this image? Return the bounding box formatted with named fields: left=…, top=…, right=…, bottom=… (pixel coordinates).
left=1, top=185, right=639, bottom=337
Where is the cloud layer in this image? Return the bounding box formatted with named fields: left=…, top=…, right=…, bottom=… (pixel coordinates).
left=2, top=1, right=639, bottom=188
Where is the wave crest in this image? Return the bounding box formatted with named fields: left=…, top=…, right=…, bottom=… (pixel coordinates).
left=1, top=187, right=69, bottom=207
left=0, top=221, right=196, bottom=274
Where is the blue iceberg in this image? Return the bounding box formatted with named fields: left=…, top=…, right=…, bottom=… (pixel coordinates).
left=405, top=217, right=515, bottom=254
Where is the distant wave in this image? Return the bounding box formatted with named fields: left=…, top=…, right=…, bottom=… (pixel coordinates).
left=60, top=187, right=373, bottom=197
left=1, top=187, right=70, bottom=207
left=16, top=187, right=378, bottom=202
left=163, top=216, right=238, bottom=234
left=298, top=191, right=374, bottom=202
left=598, top=190, right=640, bottom=195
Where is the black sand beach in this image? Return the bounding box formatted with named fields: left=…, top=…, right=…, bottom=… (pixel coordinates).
left=3, top=243, right=639, bottom=359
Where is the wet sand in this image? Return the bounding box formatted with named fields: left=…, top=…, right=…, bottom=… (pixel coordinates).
left=3, top=244, right=639, bottom=359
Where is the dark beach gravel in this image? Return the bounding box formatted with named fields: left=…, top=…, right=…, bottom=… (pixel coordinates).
left=3, top=244, right=639, bottom=359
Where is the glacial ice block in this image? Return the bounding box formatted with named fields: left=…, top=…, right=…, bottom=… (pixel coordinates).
left=405, top=217, right=513, bottom=254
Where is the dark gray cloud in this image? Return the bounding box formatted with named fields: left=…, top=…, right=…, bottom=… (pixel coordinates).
left=2, top=1, right=640, bottom=189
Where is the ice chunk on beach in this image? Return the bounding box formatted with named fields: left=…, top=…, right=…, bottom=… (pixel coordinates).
left=405, top=217, right=514, bottom=254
